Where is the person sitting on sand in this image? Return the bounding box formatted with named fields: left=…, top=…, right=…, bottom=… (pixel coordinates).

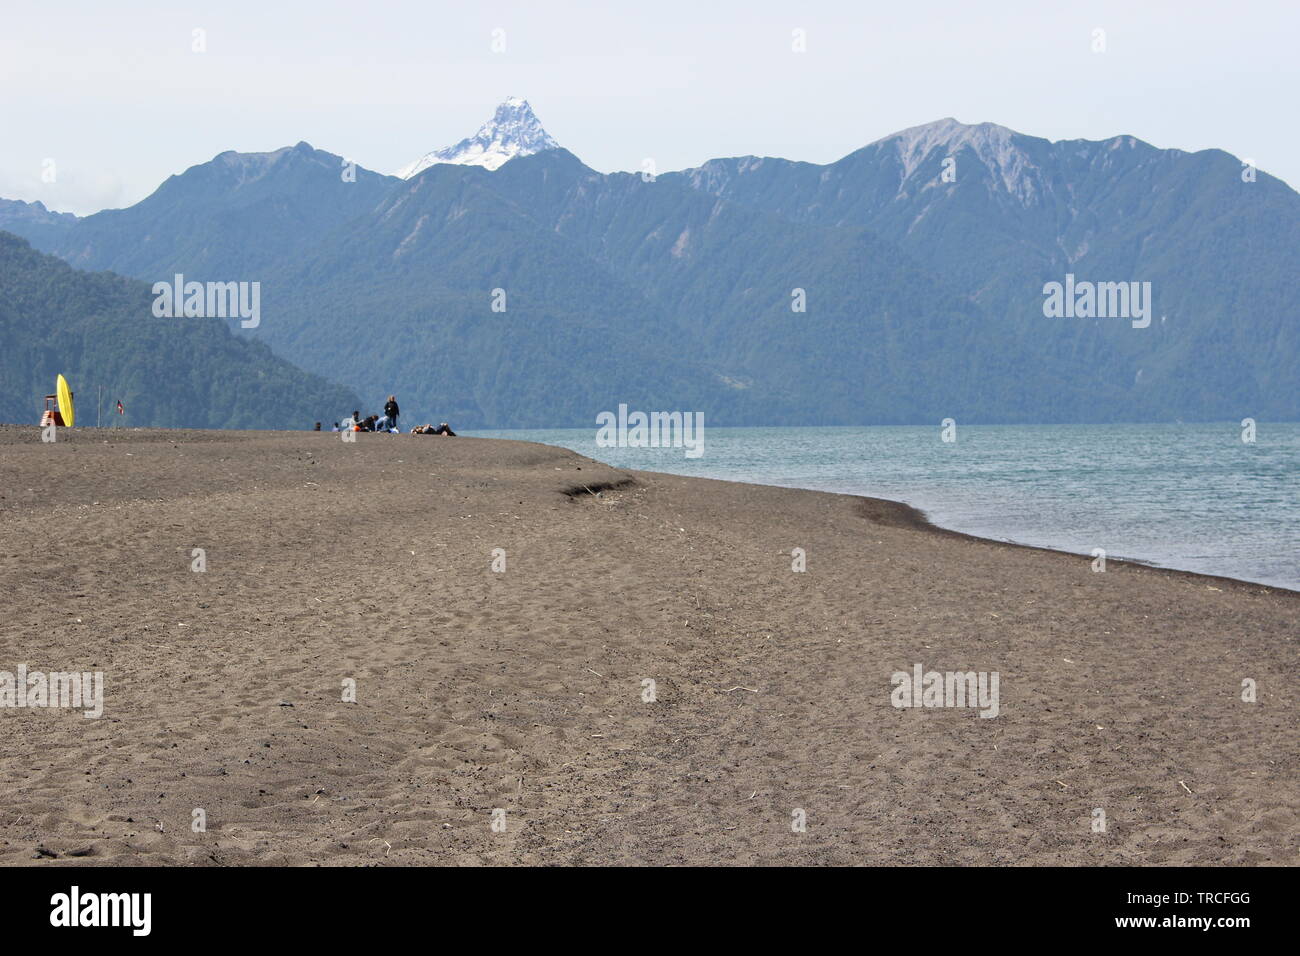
left=411, top=422, right=456, bottom=436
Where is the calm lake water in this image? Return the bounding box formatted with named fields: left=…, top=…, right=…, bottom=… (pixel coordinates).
left=469, top=423, right=1299, bottom=591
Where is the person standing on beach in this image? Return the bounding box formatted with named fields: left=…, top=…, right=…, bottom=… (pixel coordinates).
left=384, top=395, right=400, bottom=432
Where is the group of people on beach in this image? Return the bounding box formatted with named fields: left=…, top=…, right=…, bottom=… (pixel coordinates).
left=313, top=395, right=456, bottom=436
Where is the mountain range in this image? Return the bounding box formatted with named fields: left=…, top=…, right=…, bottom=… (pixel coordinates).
left=2, top=98, right=1295, bottom=428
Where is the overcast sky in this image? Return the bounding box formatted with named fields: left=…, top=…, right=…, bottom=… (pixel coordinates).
left=3, top=0, right=1295, bottom=215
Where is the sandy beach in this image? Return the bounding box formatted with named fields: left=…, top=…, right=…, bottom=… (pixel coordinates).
left=0, top=426, right=1295, bottom=866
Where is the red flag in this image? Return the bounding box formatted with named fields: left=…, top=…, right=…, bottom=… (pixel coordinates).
left=116, top=401, right=124, bottom=415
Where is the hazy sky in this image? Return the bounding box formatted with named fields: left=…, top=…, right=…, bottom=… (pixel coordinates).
left=3, top=0, right=1296, bottom=215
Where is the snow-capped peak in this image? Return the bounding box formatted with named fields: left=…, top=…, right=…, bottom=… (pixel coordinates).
left=397, top=97, right=559, bottom=178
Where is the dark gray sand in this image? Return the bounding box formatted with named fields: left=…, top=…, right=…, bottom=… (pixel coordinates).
left=1, top=427, right=1295, bottom=865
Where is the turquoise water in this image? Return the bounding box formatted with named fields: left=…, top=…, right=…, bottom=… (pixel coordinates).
left=470, top=423, right=1300, bottom=591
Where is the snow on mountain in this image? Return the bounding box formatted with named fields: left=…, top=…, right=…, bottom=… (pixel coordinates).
left=396, top=97, right=559, bottom=178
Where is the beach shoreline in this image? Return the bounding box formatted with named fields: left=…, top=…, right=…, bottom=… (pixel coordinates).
left=469, top=422, right=1300, bottom=595
left=850, top=492, right=1297, bottom=597
left=2, top=427, right=1295, bottom=865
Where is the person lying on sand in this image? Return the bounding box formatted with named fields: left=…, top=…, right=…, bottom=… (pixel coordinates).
left=411, top=422, right=456, bottom=436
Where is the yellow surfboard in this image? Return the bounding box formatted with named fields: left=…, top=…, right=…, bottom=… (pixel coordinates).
left=56, top=374, right=75, bottom=427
